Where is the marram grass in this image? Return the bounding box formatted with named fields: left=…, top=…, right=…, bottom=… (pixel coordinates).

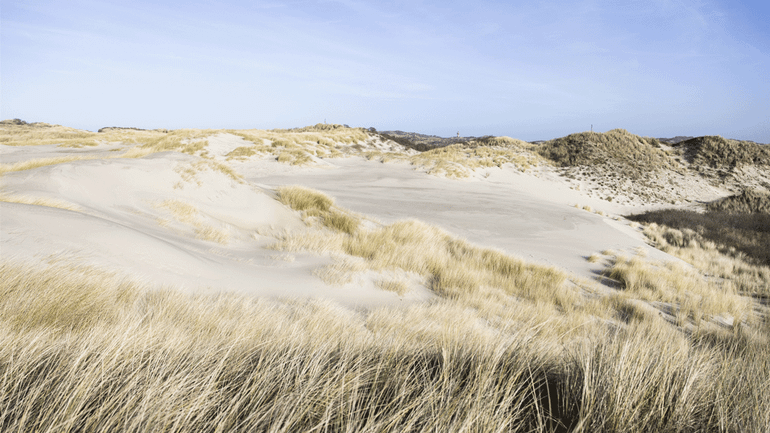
left=1, top=260, right=768, bottom=432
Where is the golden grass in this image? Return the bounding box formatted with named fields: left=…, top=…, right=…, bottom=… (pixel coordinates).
left=0, top=128, right=230, bottom=180
left=641, top=223, right=770, bottom=296
left=135, top=129, right=217, bottom=156
left=172, top=159, right=244, bottom=188
left=2, top=125, right=551, bottom=181
left=225, top=146, right=258, bottom=160
left=155, top=199, right=230, bottom=244
left=587, top=253, right=602, bottom=263
left=375, top=278, right=410, bottom=296
left=312, top=255, right=366, bottom=285
left=274, top=188, right=766, bottom=340
left=116, top=146, right=157, bottom=159
left=0, top=124, right=104, bottom=147
left=1, top=259, right=768, bottom=432
left=227, top=125, right=369, bottom=165
left=410, top=138, right=542, bottom=178
left=194, top=225, right=231, bottom=244
left=277, top=185, right=334, bottom=212
left=0, top=124, right=210, bottom=153
left=536, top=129, right=671, bottom=174
left=3, top=126, right=769, bottom=430
left=276, top=149, right=313, bottom=165
left=606, top=254, right=751, bottom=323
left=0, top=193, right=80, bottom=211
left=277, top=186, right=360, bottom=234
left=0, top=155, right=100, bottom=175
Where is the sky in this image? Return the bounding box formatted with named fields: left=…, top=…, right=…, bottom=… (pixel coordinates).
left=2, top=0, right=769, bottom=142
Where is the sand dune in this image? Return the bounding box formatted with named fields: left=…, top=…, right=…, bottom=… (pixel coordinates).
left=1, top=127, right=682, bottom=306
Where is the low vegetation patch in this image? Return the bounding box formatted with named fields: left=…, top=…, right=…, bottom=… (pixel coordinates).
left=410, top=137, right=541, bottom=178
left=136, top=129, right=216, bottom=155
left=155, top=199, right=230, bottom=244
left=707, top=189, right=770, bottom=214
left=277, top=186, right=359, bottom=234
left=225, top=146, right=258, bottom=160
left=0, top=155, right=100, bottom=175
left=1, top=122, right=101, bottom=147
left=628, top=209, right=770, bottom=269
left=375, top=278, right=410, bottom=296
left=229, top=124, right=369, bottom=164
left=0, top=193, right=80, bottom=211
left=276, top=149, right=313, bottom=165
left=0, top=121, right=208, bottom=152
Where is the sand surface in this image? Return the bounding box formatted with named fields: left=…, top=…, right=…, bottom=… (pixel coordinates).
left=1, top=133, right=687, bottom=307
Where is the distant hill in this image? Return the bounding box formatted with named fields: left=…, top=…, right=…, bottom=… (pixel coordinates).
left=658, top=136, right=695, bottom=144
left=535, top=129, right=671, bottom=177
left=377, top=130, right=478, bottom=152
left=674, top=136, right=770, bottom=168
left=529, top=129, right=770, bottom=205
left=0, top=118, right=56, bottom=128
left=98, top=126, right=169, bottom=133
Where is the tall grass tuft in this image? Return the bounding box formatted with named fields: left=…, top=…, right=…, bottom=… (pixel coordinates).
left=277, top=186, right=359, bottom=234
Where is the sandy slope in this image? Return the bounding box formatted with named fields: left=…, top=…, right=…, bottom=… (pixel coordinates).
left=242, top=156, right=677, bottom=280
left=1, top=132, right=689, bottom=306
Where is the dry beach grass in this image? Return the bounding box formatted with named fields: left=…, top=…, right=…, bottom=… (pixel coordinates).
left=1, top=255, right=769, bottom=432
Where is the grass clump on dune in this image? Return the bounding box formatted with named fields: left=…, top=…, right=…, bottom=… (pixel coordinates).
left=0, top=121, right=205, bottom=152
left=277, top=185, right=334, bottom=212
left=0, top=125, right=224, bottom=177
left=276, top=149, right=313, bottom=165
left=156, top=199, right=230, bottom=244
left=277, top=186, right=360, bottom=235
left=0, top=193, right=80, bottom=211
left=225, top=146, right=258, bottom=160
left=0, top=155, right=101, bottom=175
left=136, top=129, right=216, bottom=155
left=341, top=219, right=568, bottom=302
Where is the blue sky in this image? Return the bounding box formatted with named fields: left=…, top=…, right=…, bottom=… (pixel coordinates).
left=2, top=0, right=769, bottom=142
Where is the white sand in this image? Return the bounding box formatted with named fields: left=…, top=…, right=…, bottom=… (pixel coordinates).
left=1, top=133, right=694, bottom=306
